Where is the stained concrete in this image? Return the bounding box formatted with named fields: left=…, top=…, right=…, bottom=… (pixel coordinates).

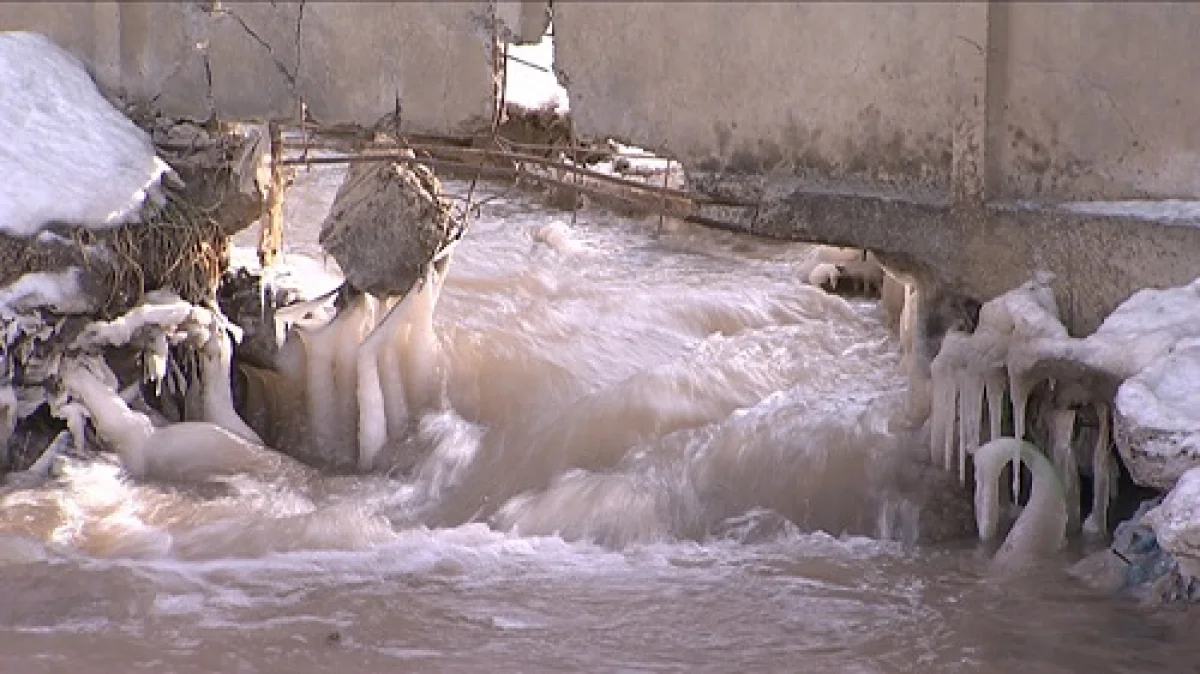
left=554, top=2, right=957, bottom=198
left=0, top=2, right=497, bottom=130
left=990, top=3, right=1200, bottom=201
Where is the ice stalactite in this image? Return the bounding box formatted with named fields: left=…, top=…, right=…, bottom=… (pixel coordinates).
left=293, top=290, right=377, bottom=467
left=930, top=332, right=967, bottom=472
left=1048, top=406, right=1080, bottom=534
left=356, top=251, right=454, bottom=472
left=984, top=369, right=1007, bottom=445
left=972, top=438, right=1068, bottom=571
left=195, top=315, right=264, bottom=445
left=956, top=369, right=984, bottom=483
left=1085, top=402, right=1116, bottom=535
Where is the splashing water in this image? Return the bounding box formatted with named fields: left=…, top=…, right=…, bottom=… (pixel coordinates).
left=1, top=167, right=1198, bottom=673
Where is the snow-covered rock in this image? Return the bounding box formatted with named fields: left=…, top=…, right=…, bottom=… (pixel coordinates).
left=1144, top=466, right=1200, bottom=580
left=0, top=31, right=168, bottom=237
left=1115, top=337, right=1200, bottom=490
left=0, top=268, right=96, bottom=314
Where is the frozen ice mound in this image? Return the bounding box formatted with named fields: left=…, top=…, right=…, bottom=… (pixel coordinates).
left=0, top=31, right=168, bottom=237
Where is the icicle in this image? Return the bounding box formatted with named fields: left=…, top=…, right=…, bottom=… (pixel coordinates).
left=983, top=368, right=1007, bottom=442
left=294, top=289, right=374, bottom=465
left=59, top=401, right=90, bottom=454
left=400, top=263, right=449, bottom=413
left=973, top=438, right=1069, bottom=570
left=930, top=349, right=959, bottom=470
left=197, top=325, right=263, bottom=445
left=1007, top=369, right=1038, bottom=502
left=1048, top=407, right=1080, bottom=533
left=1085, top=403, right=1115, bottom=535
left=957, top=370, right=985, bottom=484
left=357, top=291, right=419, bottom=472
left=143, top=332, right=170, bottom=396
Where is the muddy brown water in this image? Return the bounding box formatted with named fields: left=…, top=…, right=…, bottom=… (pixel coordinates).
left=1, top=166, right=1198, bottom=673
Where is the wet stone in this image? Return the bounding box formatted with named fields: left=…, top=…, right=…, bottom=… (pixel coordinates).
left=318, top=152, right=458, bottom=297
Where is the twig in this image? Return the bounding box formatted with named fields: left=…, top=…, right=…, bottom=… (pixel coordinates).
left=280, top=145, right=748, bottom=208
left=505, top=52, right=553, bottom=74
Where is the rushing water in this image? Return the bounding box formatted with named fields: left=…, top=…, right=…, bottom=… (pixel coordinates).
left=2, top=164, right=1199, bottom=674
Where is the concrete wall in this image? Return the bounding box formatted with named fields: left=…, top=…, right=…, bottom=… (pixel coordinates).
left=989, top=3, right=1200, bottom=200
left=7, top=1, right=1194, bottom=200
left=556, top=1, right=1200, bottom=204
left=0, top=1, right=501, bottom=132
left=556, top=2, right=957, bottom=199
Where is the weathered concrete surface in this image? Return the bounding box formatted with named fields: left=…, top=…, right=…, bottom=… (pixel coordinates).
left=555, top=1, right=1200, bottom=334
left=6, top=1, right=1200, bottom=334
left=495, top=0, right=551, bottom=44
left=0, top=2, right=498, bottom=131
left=991, top=3, right=1200, bottom=201
left=555, top=2, right=957, bottom=198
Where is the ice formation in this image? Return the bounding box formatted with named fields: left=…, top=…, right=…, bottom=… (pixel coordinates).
left=972, top=438, right=1068, bottom=571
left=927, top=270, right=1200, bottom=554
left=0, top=32, right=169, bottom=236
left=234, top=246, right=456, bottom=472
left=1114, top=336, right=1200, bottom=490
left=57, top=354, right=281, bottom=482
left=929, top=272, right=1065, bottom=497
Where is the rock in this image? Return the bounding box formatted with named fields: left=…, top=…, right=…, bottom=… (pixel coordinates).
left=318, top=152, right=458, bottom=297
left=1070, top=496, right=1200, bottom=605
left=154, top=121, right=271, bottom=237
left=217, top=268, right=295, bottom=370
left=1145, top=466, right=1200, bottom=581
left=1114, top=337, right=1200, bottom=490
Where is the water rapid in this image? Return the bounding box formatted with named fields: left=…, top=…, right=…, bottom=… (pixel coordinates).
left=1, top=167, right=1198, bottom=673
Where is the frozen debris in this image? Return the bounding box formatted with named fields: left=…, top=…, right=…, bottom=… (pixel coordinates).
left=0, top=32, right=169, bottom=237
left=148, top=120, right=271, bottom=237
left=971, top=438, right=1068, bottom=572
left=927, top=273, right=1200, bottom=545
left=1115, top=338, right=1200, bottom=490
left=318, top=152, right=462, bottom=297
left=1144, top=467, right=1200, bottom=590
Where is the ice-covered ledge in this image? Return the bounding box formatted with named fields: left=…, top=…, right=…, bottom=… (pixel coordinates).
left=1115, top=336, right=1200, bottom=490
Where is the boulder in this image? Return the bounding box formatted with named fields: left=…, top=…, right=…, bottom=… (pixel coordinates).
left=1144, top=466, right=1200, bottom=583
left=318, top=152, right=458, bottom=297
left=1115, top=337, right=1200, bottom=490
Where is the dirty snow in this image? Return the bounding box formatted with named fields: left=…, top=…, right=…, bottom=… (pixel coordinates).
left=505, top=35, right=568, bottom=112
left=0, top=32, right=169, bottom=237
left=0, top=268, right=94, bottom=314
left=1060, top=200, right=1200, bottom=222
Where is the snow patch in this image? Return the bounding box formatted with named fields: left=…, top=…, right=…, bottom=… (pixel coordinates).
left=0, top=268, right=94, bottom=314
left=505, top=35, right=568, bottom=112
left=0, top=32, right=169, bottom=237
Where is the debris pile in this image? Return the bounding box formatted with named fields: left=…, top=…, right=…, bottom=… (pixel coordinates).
left=0, top=32, right=267, bottom=477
